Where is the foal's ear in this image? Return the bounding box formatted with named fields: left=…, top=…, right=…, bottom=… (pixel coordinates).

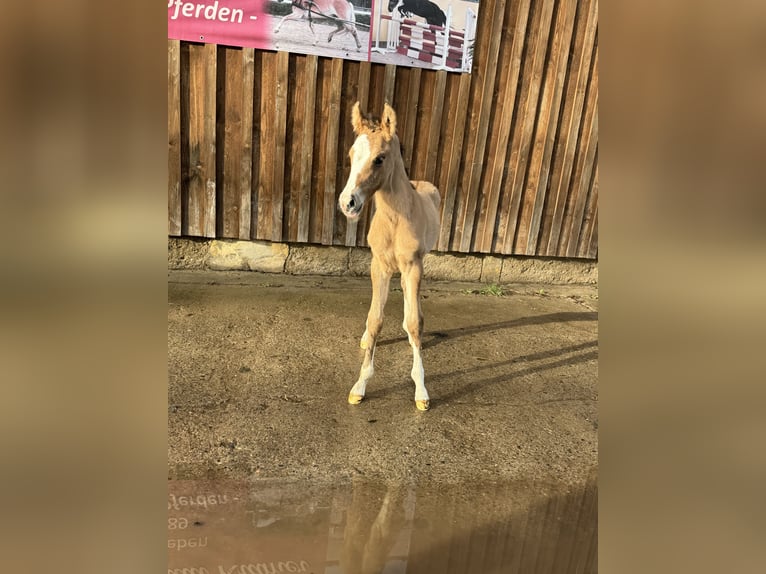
left=351, top=101, right=363, bottom=134
left=381, top=102, right=397, bottom=141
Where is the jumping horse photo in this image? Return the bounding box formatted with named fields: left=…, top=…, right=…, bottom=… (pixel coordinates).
left=338, top=102, right=441, bottom=411
left=388, top=0, right=447, bottom=28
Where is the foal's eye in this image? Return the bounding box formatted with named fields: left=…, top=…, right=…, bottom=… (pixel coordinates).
left=373, top=155, right=385, bottom=166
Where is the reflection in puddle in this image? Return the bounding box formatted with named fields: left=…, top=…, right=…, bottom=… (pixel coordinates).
left=168, top=478, right=597, bottom=573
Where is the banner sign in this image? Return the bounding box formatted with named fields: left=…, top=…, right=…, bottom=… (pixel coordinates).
left=168, top=0, right=479, bottom=73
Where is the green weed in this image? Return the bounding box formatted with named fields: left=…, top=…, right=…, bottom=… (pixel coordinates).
left=462, top=284, right=506, bottom=296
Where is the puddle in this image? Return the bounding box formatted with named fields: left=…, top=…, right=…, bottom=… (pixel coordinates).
left=168, top=477, right=597, bottom=573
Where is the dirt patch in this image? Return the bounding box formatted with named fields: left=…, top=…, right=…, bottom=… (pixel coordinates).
left=168, top=270, right=598, bottom=485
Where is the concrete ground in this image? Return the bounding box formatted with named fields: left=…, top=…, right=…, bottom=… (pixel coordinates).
left=168, top=269, right=598, bottom=572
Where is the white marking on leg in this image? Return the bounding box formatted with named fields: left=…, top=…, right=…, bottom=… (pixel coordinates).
left=411, top=346, right=428, bottom=402
left=349, top=347, right=375, bottom=403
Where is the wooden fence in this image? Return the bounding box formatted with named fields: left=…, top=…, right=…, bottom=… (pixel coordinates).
left=168, top=0, right=598, bottom=259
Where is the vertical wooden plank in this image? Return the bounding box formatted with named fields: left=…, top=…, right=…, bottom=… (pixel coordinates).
left=453, top=0, right=507, bottom=252
left=322, top=58, right=344, bottom=245
left=393, top=67, right=410, bottom=132
left=587, top=206, right=598, bottom=259
left=284, top=54, right=300, bottom=243
left=179, top=42, right=190, bottom=235
left=218, top=46, right=253, bottom=239
left=215, top=47, right=226, bottom=238
left=309, top=58, right=331, bottom=244
left=365, top=63, right=384, bottom=117
left=256, top=50, right=288, bottom=242
left=497, top=0, right=557, bottom=254
left=413, top=70, right=446, bottom=184
left=436, top=73, right=471, bottom=251
left=577, top=163, right=598, bottom=258
left=539, top=0, right=598, bottom=255
left=257, top=52, right=276, bottom=240
left=475, top=0, right=531, bottom=252
left=239, top=48, right=254, bottom=240
left=383, top=63, right=396, bottom=104
left=186, top=42, right=217, bottom=238
left=296, top=55, right=317, bottom=243
left=272, top=50, right=289, bottom=242
left=564, top=128, right=597, bottom=258
left=517, top=0, right=578, bottom=255
left=408, top=70, right=432, bottom=181
left=356, top=61, right=371, bottom=110
left=249, top=50, right=262, bottom=240
left=561, top=45, right=598, bottom=257
left=398, top=67, right=421, bottom=173
left=168, top=39, right=181, bottom=236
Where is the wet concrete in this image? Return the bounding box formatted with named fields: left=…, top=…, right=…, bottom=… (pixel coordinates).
left=168, top=270, right=598, bottom=572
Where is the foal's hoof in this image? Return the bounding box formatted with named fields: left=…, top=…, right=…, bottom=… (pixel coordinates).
left=415, top=399, right=430, bottom=411
left=348, top=393, right=364, bottom=405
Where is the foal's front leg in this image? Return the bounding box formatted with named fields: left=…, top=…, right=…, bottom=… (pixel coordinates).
left=401, top=260, right=429, bottom=411
left=348, top=258, right=391, bottom=404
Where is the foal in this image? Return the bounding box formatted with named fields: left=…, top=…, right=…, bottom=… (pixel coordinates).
left=338, top=102, right=441, bottom=411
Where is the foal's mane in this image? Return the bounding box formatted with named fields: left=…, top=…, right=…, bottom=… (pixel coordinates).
left=355, top=110, right=383, bottom=135
left=353, top=110, right=408, bottom=167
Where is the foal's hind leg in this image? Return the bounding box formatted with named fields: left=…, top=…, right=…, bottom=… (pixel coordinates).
left=401, top=260, right=429, bottom=411
left=349, top=258, right=391, bottom=404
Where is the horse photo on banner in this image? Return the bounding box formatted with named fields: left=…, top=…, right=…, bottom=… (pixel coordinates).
left=371, top=0, right=478, bottom=72
left=272, top=0, right=373, bottom=62
left=168, top=0, right=479, bottom=72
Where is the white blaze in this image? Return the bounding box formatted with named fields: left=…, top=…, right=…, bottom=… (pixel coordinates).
left=341, top=134, right=371, bottom=200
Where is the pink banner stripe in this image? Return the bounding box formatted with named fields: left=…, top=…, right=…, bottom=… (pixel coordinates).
left=168, top=0, right=272, bottom=50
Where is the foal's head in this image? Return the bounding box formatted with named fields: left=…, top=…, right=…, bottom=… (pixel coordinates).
left=338, top=102, right=399, bottom=221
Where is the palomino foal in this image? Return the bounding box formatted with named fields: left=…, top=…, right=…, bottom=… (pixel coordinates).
left=338, top=102, right=441, bottom=411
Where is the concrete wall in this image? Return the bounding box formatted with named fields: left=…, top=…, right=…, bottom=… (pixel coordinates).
left=168, top=238, right=598, bottom=284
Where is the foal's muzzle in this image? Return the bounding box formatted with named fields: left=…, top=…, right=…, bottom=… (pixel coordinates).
left=339, top=190, right=363, bottom=219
